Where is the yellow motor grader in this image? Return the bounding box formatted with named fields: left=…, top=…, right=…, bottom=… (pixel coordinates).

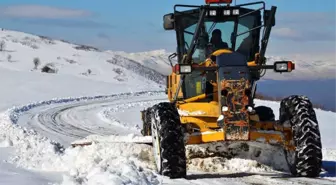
left=141, top=0, right=322, bottom=179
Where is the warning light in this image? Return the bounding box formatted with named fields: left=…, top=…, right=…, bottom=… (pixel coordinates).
left=205, top=0, right=233, bottom=4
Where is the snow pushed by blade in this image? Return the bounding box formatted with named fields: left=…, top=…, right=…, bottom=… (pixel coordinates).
left=58, top=142, right=158, bottom=185
left=0, top=112, right=160, bottom=185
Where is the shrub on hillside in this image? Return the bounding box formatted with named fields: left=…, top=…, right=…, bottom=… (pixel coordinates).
left=64, top=58, right=77, bottom=64
left=41, top=63, right=58, bottom=73
left=38, top=35, right=56, bottom=45
left=81, top=69, right=92, bottom=76
left=20, top=40, right=39, bottom=49
left=31, top=44, right=39, bottom=49
left=74, top=45, right=99, bottom=52
left=113, top=68, right=123, bottom=75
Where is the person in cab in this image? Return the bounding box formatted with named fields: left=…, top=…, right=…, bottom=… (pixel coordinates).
left=210, top=29, right=229, bottom=51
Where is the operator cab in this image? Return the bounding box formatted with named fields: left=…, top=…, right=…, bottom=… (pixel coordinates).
left=164, top=0, right=277, bottom=101
left=167, top=1, right=269, bottom=63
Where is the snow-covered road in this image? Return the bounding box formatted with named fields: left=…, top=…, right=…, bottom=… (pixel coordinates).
left=15, top=91, right=166, bottom=146
left=1, top=91, right=334, bottom=185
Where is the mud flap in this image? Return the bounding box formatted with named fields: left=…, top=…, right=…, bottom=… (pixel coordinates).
left=225, top=112, right=249, bottom=140
left=225, top=124, right=249, bottom=140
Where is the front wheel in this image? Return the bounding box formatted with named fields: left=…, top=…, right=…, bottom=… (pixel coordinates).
left=150, top=102, right=187, bottom=178
left=280, top=95, right=322, bottom=177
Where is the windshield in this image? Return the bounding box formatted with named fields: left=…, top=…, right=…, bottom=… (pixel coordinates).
left=181, top=12, right=259, bottom=63
left=175, top=7, right=261, bottom=99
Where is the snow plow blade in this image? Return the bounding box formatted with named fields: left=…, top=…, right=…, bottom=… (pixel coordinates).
left=70, top=135, right=153, bottom=147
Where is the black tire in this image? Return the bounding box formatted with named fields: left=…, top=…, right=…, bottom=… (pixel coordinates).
left=280, top=95, right=322, bottom=177
left=151, top=102, right=186, bottom=178
left=255, top=106, right=275, bottom=121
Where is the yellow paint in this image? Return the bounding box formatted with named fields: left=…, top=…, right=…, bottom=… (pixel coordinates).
left=212, top=49, right=232, bottom=56
left=186, top=128, right=294, bottom=150
left=178, top=102, right=219, bottom=118
left=247, top=61, right=257, bottom=66
left=187, top=130, right=225, bottom=144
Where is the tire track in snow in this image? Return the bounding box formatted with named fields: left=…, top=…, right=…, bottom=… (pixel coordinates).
left=15, top=91, right=167, bottom=146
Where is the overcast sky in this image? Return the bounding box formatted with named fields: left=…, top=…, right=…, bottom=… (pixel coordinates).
left=0, top=0, right=334, bottom=58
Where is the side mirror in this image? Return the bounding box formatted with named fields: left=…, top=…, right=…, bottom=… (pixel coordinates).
left=264, top=10, right=276, bottom=27
left=274, top=61, right=295, bottom=73
left=168, top=52, right=177, bottom=67
left=163, top=13, right=174, bottom=30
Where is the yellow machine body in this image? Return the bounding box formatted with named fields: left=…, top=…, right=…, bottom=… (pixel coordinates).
left=165, top=49, right=294, bottom=150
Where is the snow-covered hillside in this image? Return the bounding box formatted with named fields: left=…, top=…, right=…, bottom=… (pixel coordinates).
left=107, top=50, right=172, bottom=76
left=0, top=29, right=166, bottom=88
left=0, top=29, right=335, bottom=185
left=1, top=29, right=334, bottom=83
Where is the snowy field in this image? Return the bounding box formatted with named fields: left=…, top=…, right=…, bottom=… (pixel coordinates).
left=0, top=29, right=335, bottom=185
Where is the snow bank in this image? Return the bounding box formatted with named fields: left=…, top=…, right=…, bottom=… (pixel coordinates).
left=57, top=142, right=158, bottom=185
left=0, top=112, right=159, bottom=185
left=0, top=92, right=166, bottom=185
left=0, top=110, right=157, bottom=184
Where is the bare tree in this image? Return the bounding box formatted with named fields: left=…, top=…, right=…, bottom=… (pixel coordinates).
left=7, top=54, right=11, bottom=62
left=0, top=40, right=5, bottom=51
left=33, top=57, right=40, bottom=69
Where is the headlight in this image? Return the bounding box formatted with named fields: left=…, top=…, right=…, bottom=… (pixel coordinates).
left=180, top=65, right=192, bottom=74
left=273, top=61, right=295, bottom=73
left=247, top=106, right=253, bottom=112
left=232, top=9, right=239, bottom=15
left=222, top=106, right=229, bottom=112
left=173, top=64, right=192, bottom=74
left=209, top=10, right=217, bottom=16
left=223, top=10, right=231, bottom=16
left=275, top=63, right=288, bottom=71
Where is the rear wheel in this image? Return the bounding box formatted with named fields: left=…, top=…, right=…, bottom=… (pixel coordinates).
left=151, top=102, right=186, bottom=178
left=280, top=95, right=322, bottom=177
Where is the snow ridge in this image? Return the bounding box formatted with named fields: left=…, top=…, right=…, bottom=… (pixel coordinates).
left=106, top=55, right=166, bottom=85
